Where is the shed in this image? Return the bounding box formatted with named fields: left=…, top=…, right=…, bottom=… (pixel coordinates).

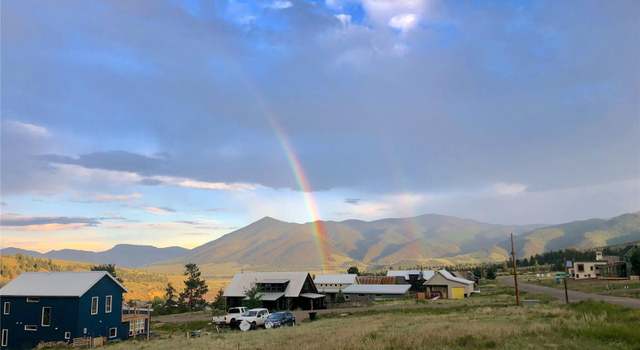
left=423, top=270, right=474, bottom=299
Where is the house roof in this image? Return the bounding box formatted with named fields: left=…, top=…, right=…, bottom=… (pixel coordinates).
left=342, top=284, right=411, bottom=295
left=313, top=274, right=357, bottom=285
left=424, top=269, right=474, bottom=286
left=224, top=272, right=314, bottom=298
left=249, top=292, right=284, bottom=301
left=0, top=271, right=127, bottom=297
left=387, top=270, right=434, bottom=281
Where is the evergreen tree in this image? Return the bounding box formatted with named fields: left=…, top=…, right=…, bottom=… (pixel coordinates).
left=211, top=288, right=226, bottom=311
left=630, top=249, right=640, bottom=275
left=347, top=266, right=360, bottom=275
left=179, top=263, right=209, bottom=311
left=242, top=284, right=263, bottom=309
left=486, top=266, right=497, bottom=280
left=164, top=283, right=179, bottom=312
left=91, top=264, right=123, bottom=283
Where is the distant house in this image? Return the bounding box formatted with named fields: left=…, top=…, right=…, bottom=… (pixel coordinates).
left=568, top=261, right=607, bottom=279
left=423, top=270, right=474, bottom=299
left=341, top=284, right=411, bottom=303
left=313, top=274, right=357, bottom=303
left=223, top=272, right=325, bottom=311
left=0, top=271, right=149, bottom=349
left=386, top=270, right=435, bottom=291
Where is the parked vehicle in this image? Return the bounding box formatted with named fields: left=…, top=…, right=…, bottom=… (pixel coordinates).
left=265, top=311, right=296, bottom=329
left=238, top=308, right=270, bottom=329
left=223, top=306, right=247, bottom=325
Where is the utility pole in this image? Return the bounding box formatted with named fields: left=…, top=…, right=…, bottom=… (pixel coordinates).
left=563, top=277, right=569, bottom=304
left=510, top=232, right=520, bottom=306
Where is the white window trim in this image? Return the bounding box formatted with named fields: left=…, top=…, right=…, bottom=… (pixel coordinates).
left=41, top=307, right=52, bottom=327
left=26, top=297, right=39, bottom=303
left=1, top=329, right=7, bottom=347
left=64, top=331, right=71, bottom=340
left=2, top=302, right=9, bottom=315
left=105, top=295, right=112, bottom=313
left=24, top=325, right=37, bottom=331
left=90, top=297, right=99, bottom=315
left=109, top=327, right=117, bottom=338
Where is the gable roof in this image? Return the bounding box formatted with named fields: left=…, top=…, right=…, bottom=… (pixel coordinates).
left=313, top=274, right=357, bottom=285
left=223, top=272, right=315, bottom=298
left=342, top=284, right=411, bottom=295
left=424, top=269, right=474, bottom=286
left=0, top=271, right=127, bottom=297
left=387, top=270, right=434, bottom=281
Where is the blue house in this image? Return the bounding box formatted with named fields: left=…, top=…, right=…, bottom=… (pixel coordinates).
left=0, top=271, right=147, bottom=349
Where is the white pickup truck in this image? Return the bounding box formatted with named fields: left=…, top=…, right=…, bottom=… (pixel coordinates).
left=238, top=308, right=270, bottom=330
left=222, top=307, right=247, bottom=325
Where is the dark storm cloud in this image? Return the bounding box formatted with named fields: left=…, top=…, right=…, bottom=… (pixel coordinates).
left=2, top=0, right=639, bottom=195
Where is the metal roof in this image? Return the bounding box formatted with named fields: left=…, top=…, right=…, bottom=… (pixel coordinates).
left=424, top=269, right=474, bottom=285
left=249, top=292, right=284, bottom=301
left=0, top=271, right=127, bottom=297
left=313, top=274, right=357, bottom=285
left=257, top=279, right=290, bottom=284
left=224, top=272, right=314, bottom=298
left=300, top=293, right=325, bottom=299
left=342, top=284, right=411, bottom=295
left=387, top=270, right=434, bottom=281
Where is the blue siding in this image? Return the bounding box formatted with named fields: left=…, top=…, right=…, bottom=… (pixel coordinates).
left=0, top=275, right=127, bottom=349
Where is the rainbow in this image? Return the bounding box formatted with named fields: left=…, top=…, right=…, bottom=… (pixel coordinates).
left=266, top=116, right=332, bottom=272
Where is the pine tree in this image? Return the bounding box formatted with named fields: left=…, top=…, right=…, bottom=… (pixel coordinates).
left=211, top=288, right=226, bottom=311
left=91, top=264, right=123, bottom=283
left=242, top=284, right=263, bottom=309
left=179, top=263, right=209, bottom=311
left=164, top=283, right=179, bottom=312
left=335, top=288, right=346, bottom=303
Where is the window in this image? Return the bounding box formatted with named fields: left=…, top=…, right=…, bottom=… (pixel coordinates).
left=26, top=297, right=39, bottom=303
left=109, top=327, right=117, bottom=338
left=105, top=295, right=112, bottom=313
left=24, top=325, right=37, bottom=331
left=41, top=307, right=52, bottom=327
left=1, top=329, right=7, bottom=347
left=2, top=302, right=9, bottom=315
left=64, top=332, right=71, bottom=340
left=90, top=297, right=99, bottom=315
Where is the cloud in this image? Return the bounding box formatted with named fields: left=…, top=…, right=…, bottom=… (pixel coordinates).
left=388, top=13, right=418, bottom=33
left=143, top=206, right=176, bottom=215
left=266, top=1, right=293, bottom=10
left=90, top=192, right=143, bottom=202
left=361, top=0, right=429, bottom=32
left=0, top=214, right=101, bottom=231
left=491, top=183, right=528, bottom=196
left=335, top=14, right=352, bottom=27
left=344, top=198, right=362, bottom=204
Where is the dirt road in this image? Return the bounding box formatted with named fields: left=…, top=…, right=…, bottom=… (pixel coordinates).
left=498, top=276, right=640, bottom=309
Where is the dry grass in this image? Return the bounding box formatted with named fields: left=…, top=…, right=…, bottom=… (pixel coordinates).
left=88, top=283, right=640, bottom=350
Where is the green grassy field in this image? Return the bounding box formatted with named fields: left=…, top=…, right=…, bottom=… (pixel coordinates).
left=43, top=281, right=640, bottom=350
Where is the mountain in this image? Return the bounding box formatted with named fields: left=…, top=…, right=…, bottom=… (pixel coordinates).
left=171, top=214, right=544, bottom=270
left=509, top=212, right=640, bottom=258
left=0, top=244, right=190, bottom=268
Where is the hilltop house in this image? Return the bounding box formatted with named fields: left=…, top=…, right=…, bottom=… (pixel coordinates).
left=224, top=272, right=325, bottom=311
left=423, top=270, right=475, bottom=299
left=313, top=274, right=357, bottom=303
left=0, top=272, right=149, bottom=349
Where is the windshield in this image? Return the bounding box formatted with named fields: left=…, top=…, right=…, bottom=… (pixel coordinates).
left=229, top=308, right=242, bottom=313
left=244, top=310, right=258, bottom=317
left=267, top=313, right=284, bottom=320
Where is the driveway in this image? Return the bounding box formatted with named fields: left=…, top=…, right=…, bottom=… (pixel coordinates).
left=498, top=276, right=640, bottom=309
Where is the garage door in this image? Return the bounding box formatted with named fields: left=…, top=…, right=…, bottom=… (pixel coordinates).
left=451, top=287, right=465, bottom=299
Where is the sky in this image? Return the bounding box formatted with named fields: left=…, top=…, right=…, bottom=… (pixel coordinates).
left=1, top=0, right=639, bottom=252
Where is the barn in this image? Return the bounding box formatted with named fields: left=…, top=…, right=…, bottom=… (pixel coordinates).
left=224, top=272, right=325, bottom=311
left=423, top=270, right=475, bottom=299
left=0, top=271, right=149, bottom=349
left=313, top=274, right=357, bottom=303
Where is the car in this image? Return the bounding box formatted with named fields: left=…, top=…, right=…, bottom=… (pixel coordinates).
left=223, top=307, right=247, bottom=325
left=265, top=311, right=296, bottom=329
left=238, top=308, right=270, bottom=329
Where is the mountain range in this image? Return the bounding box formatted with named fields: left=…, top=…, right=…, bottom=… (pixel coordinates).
left=3, top=212, right=639, bottom=271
